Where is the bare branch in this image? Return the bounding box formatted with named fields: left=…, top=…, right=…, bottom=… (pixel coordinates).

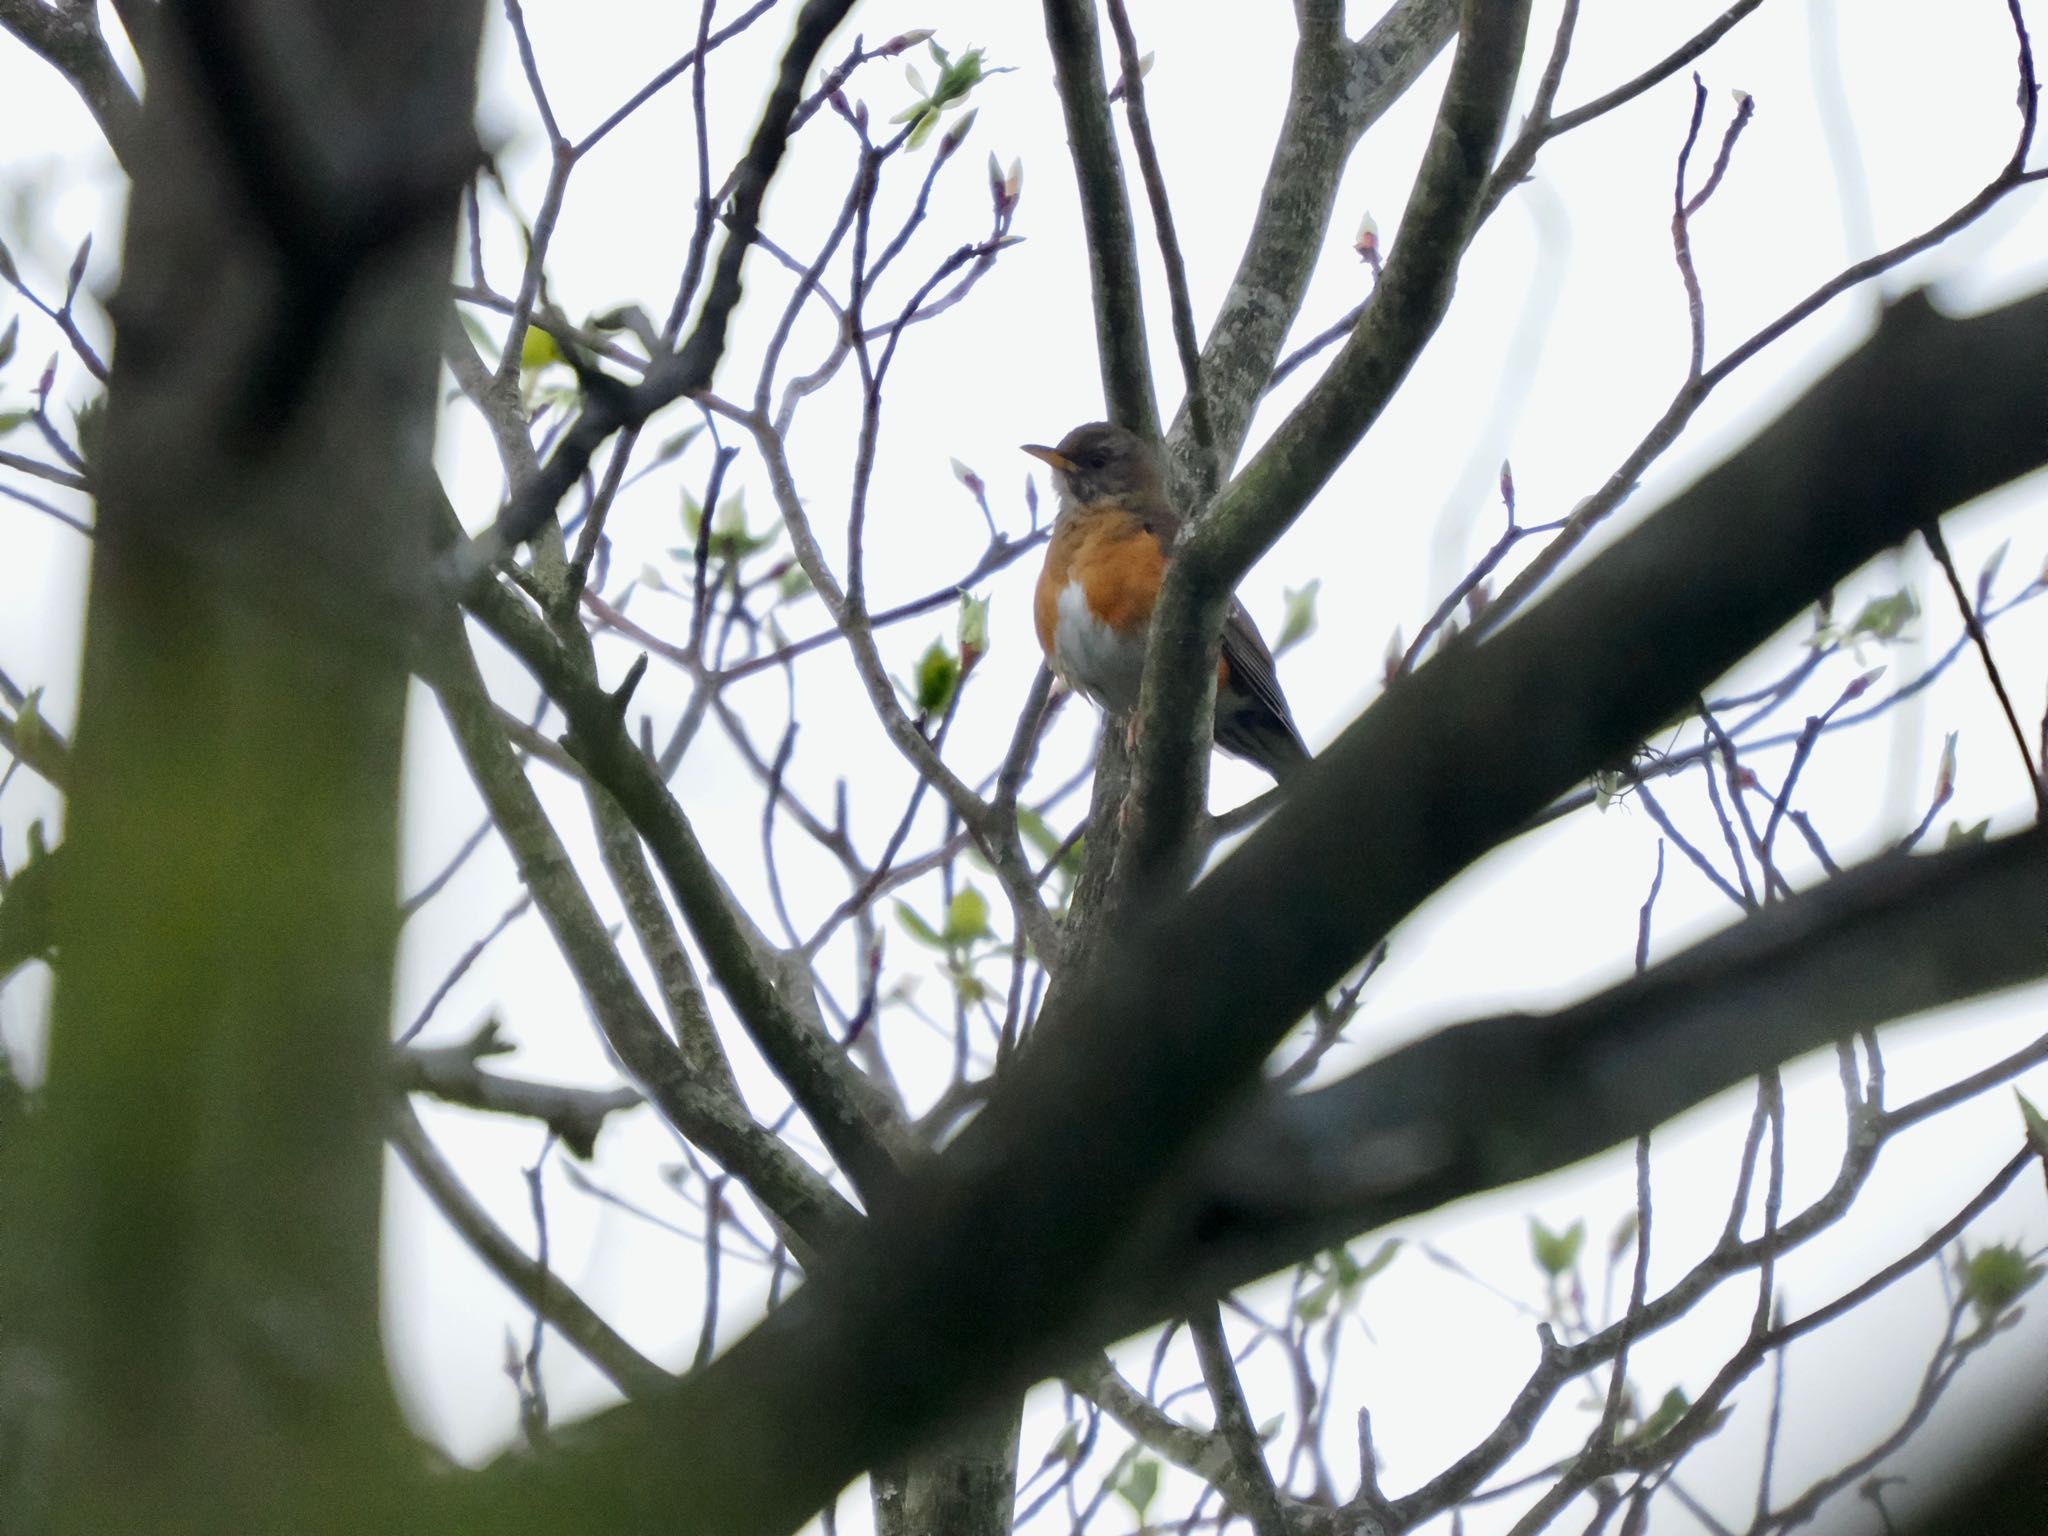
left=389, top=1098, right=672, bottom=1398
left=0, top=0, right=141, bottom=168
left=1041, top=0, right=1159, bottom=435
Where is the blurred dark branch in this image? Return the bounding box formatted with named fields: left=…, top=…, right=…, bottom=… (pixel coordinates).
left=455, top=285, right=2048, bottom=1536
left=395, top=1022, right=642, bottom=1160
left=1164, top=821, right=2048, bottom=1311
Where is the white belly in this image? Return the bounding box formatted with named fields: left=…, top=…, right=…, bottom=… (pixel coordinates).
left=1052, top=578, right=1146, bottom=715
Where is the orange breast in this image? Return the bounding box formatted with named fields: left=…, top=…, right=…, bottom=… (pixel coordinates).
left=1036, top=517, right=1166, bottom=654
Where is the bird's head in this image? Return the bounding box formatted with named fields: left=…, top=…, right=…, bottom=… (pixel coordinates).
left=1021, top=421, right=1164, bottom=511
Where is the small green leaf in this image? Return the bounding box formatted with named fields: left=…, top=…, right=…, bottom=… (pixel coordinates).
left=519, top=324, right=562, bottom=371
left=2017, top=1090, right=2048, bottom=1156
left=1110, top=1455, right=1159, bottom=1517
left=914, top=638, right=960, bottom=715
left=1352, top=1236, right=1401, bottom=1286
left=1846, top=587, right=1918, bottom=643
left=0, top=315, right=17, bottom=370
left=649, top=424, right=702, bottom=468
left=1015, top=807, right=1062, bottom=859
left=1942, top=818, right=1991, bottom=848
left=775, top=563, right=813, bottom=602
left=1958, top=1243, right=2043, bottom=1325
left=0, top=236, right=18, bottom=287
left=1529, top=1216, right=1586, bottom=1279
left=1275, top=579, right=1319, bottom=657
left=893, top=901, right=944, bottom=949
left=72, top=394, right=106, bottom=465
left=1609, top=1211, right=1639, bottom=1262
left=1632, top=1387, right=1690, bottom=1445
left=1255, top=1414, right=1284, bottom=1443
left=64, top=235, right=90, bottom=306
left=0, top=410, right=28, bottom=439
left=942, top=885, right=992, bottom=947
left=1977, top=538, right=2011, bottom=607
left=1048, top=1420, right=1084, bottom=1465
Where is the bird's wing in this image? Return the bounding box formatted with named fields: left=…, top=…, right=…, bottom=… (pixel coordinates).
left=1220, top=600, right=1305, bottom=741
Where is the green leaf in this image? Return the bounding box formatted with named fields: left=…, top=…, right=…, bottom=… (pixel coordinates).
left=1275, top=579, right=1319, bottom=657
left=1015, top=807, right=1062, bottom=860
left=1958, top=1243, right=2044, bottom=1325
left=1846, top=587, right=1918, bottom=643
left=893, top=901, right=944, bottom=950
left=942, top=885, right=992, bottom=946
left=1529, top=1216, right=1585, bottom=1279
left=649, top=424, right=702, bottom=469
left=64, top=235, right=90, bottom=306
left=0, top=315, right=17, bottom=370
left=1048, top=1420, right=1084, bottom=1465
left=73, top=394, right=105, bottom=465
left=0, top=236, right=17, bottom=287
left=914, top=638, right=960, bottom=715
left=1352, top=1236, right=1401, bottom=1286
left=519, top=324, right=562, bottom=371
left=1942, top=818, right=1991, bottom=848
left=1110, top=1455, right=1159, bottom=1517
left=775, top=563, right=813, bottom=602
left=1609, top=1211, right=1639, bottom=1262
left=2017, top=1090, right=2048, bottom=1157
left=0, top=411, right=29, bottom=439
left=1620, top=1387, right=1698, bottom=1448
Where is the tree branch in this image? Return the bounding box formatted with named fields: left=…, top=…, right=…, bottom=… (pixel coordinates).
left=0, top=0, right=141, bottom=169
left=1042, top=0, right=1159, bottom=435
left=457, top=284, right=2048, bottom=1536
left=1148, top=820, right=2048, bottom=1311
left=426, top=612, right=861, bottom=1257
left=1124, top=0, right=1531, bottom=898
left=389, top=1097, right=672, bottom=1398
left=1170, top=0, right=1458, bottom=484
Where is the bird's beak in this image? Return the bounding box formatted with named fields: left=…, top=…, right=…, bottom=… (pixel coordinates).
left=1020, top=443, right=1075, bottom=473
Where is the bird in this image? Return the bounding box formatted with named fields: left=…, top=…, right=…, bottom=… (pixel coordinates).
left=1023, top=421, right=1310, bottom=782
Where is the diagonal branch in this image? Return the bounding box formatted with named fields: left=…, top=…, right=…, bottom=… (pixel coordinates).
left=1146, top=820, right=2048, bottom=1313
left=0, top=0, right=141, bottom=169
left=389, top=1098, right=672, bottom=1398
left=454, top=284, right=2048, bottom=1536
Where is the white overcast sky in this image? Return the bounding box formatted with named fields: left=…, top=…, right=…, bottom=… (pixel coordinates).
left=2, top=2, right=2047, bottom=1532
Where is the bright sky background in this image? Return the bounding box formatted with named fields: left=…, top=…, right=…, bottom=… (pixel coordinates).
left=2, top=2, right=2047, bottom=1532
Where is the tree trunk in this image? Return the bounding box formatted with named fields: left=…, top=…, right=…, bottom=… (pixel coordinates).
left=0, top=3, right=483, bottom=1530
left=873, top=1402, right=1022, bottom=1536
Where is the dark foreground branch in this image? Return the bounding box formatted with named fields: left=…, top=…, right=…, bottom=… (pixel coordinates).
left=458, top=283, right=2048, bottom=1536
